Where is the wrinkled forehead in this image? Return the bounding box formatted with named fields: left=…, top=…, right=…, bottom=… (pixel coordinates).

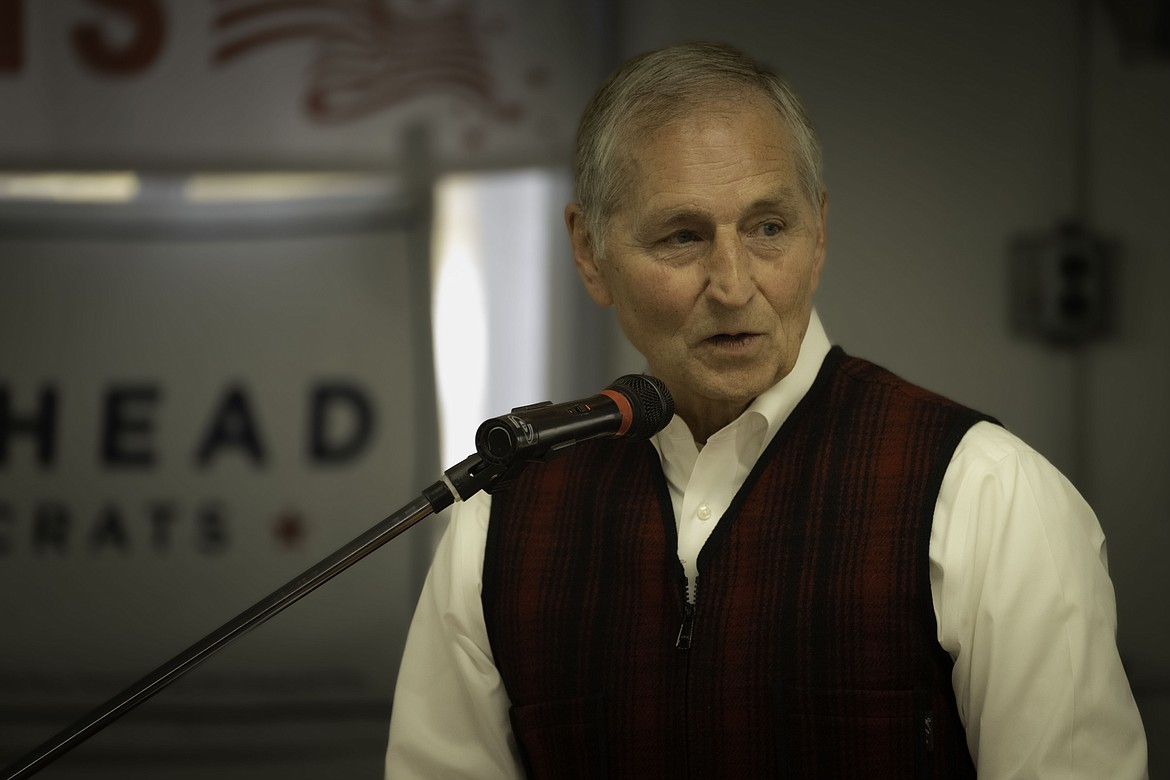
left=611, top=97, right=804, bottom=210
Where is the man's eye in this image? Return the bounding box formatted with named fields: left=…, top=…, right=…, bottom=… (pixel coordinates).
left=759, top=221, right=784, bottom=237
left=668, top=230, right=701, bottom=244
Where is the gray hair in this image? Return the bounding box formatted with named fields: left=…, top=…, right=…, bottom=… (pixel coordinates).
left=572, top=41, right=824, bottom=257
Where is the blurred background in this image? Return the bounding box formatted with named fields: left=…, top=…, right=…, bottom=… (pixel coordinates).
left=0, top=0, right=1166, bottom=777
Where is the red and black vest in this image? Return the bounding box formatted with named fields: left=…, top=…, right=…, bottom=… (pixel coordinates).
left=482, top=348, right=991, bottom=779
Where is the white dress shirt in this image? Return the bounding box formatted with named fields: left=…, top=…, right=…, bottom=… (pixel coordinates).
left=385, top=311, right=1149, bottom=779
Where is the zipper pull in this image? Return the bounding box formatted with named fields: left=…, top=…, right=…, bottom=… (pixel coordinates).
left=675, top=604, right=695, bottom=650
left=921, top=710, right=934, bottom=752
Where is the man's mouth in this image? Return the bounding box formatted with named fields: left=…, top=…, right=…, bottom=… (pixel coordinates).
left=706, top=332, right=759, bottom=348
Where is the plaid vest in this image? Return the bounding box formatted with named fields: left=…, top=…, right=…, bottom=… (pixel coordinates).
left=483, top=348, right=989, bottom=779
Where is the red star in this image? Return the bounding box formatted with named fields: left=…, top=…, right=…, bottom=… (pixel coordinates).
left=273, top=510, right=306, bottom=549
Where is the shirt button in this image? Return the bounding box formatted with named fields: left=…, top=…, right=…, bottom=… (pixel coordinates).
left=696, top=503, right=712, bottom=521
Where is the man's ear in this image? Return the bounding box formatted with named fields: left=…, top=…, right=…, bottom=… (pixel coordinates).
left=565, top=203, right=613, bottom=307
left=810, top=190, right=829, bottom=290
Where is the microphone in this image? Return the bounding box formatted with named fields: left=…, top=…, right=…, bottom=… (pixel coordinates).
left=474, top=374, right=674, bottom=466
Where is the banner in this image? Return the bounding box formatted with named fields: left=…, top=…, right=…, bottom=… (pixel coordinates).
left=0, top=176, right=437, bottom=777
left=0, top=0, right=597, bottom=169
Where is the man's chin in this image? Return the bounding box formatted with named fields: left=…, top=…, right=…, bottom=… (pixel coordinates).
left=686, top=375, right=774, bottom=412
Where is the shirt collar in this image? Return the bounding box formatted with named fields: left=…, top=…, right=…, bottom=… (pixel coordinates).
left=653, top=308, right=831, bottom=458
left=744, top=307, right=831, bottom=452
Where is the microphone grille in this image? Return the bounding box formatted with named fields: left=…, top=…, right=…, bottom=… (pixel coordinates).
left=610, top=374, right=675, bottom=439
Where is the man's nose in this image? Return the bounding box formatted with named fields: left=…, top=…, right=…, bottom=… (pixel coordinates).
left=705, top=231, right=755, bottom=308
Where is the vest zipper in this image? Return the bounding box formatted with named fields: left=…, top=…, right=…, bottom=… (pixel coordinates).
left=675, top=603, right=695, bottom=650
left=675, top=575, right=695, bottom=776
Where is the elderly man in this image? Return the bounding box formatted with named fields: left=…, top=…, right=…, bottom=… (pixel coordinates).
left=386, top=42, right=1147, bottom=778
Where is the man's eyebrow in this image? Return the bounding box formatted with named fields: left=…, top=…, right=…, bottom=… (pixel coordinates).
left=635, top=188, right=806, bottom=232
left=639, top=207, right=713, bottom=228
left=745, top=189, right=804, bottom=212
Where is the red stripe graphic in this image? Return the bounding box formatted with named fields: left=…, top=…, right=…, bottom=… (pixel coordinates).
left=211, top=0, right=519, bottom=124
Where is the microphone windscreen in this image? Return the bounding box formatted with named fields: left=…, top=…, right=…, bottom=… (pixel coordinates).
left=609, top=375, right=674, bottom=440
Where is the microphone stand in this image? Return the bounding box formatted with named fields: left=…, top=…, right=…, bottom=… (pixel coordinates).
left=1, top=452, right=508, bottom=780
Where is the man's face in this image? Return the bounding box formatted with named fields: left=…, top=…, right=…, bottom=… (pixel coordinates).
left=569, top=98, right=827, bottom=438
